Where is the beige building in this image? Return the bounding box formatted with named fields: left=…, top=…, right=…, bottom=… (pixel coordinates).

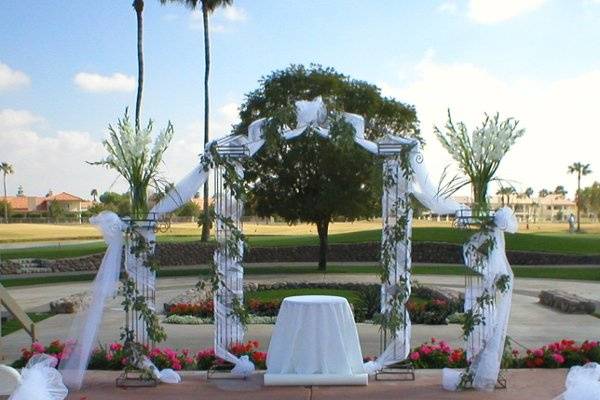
left=442, top=194, right=576, bottom=222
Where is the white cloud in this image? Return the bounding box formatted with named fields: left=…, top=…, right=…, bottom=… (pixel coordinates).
left=222, top=5, right=247, bottom=22
left=0, top=102, right=241, bottom=198
left=437, top=1, right=458, bottom=14
left=0, top=109, right=43, bottom=130
left=0, top=110, right=116, bottom=198
left=73, top=72, right=135, bottom=93
left=189, top=5, right=247, bottom=32
left=468, top=0, right=547, bottom=23
left=380, top=54, right=600, bottom=198
left=0, top=62, right=30, bottom=91
left=160, top=102, right=240, bottom=188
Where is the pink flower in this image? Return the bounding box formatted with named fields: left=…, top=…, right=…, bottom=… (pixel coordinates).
left=409, top=352, right=420, bottom=361
left=106, top=353, right=114, bottom=361
left=110, top=343, right=123, bottom=352
left=31, top=342, right=46, bottom=353
left=420, top=345, right=432, bottom=356
left=552, top=353, right=565, bottom=365
left=533, top=349, right=544, bottom=358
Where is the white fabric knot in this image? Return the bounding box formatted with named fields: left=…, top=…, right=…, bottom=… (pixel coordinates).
left=560, top=363, right=600, bottom=400
left=494, top=207, right=518, bottom=233
left=296, top=97, right=327, bottom=127
left=89, top=211, right=126, bottom=242
left=9, top=354, right=68, bottom=400
left=363, top=360, right=382, bottom=375
left=442, top=368, right=461, bottom=391
left=231, top=355, right=255, bottom=377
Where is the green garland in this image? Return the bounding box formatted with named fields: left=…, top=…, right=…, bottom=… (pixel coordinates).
left=457, top=217, right=512, bottom=389
left=378, top=156, right=414, bottom=338
left=200, top=144, right=250, bottom=329
left=120, top=225, right=167, bottom=373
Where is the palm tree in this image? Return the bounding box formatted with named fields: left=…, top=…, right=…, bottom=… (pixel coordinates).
left=91, top=188, right=98, bottom=202
left=496, top=186, right=516, bottom=206
left=1, top=162, right=14, bottom=222
left=568, top=162, right=592, bottom=232
left=524, top=187, right=534, bottom=198
left=133, top=0, right=145, bottom=130
left=160, top=0, right=233, bottom=242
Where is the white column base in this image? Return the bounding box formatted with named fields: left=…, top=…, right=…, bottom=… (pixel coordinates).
left=264, top=373, right=368, bottom=386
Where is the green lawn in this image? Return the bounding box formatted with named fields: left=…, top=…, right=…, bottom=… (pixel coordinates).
left=2, top=227, right=599, bottom=260
left=3, top=264, right=600, bottom=288
left=1, top=312, right=54, bottom=336
left=246, top=288, right=362, bottom=305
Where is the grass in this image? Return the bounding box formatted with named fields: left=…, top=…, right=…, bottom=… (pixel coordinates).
left=246, top=288, right=362, bottom=305
left=3, top=264, right=600, bottom=288
left=1, top=312, right=54, bottom=336
left=3, top=225, right=600, bottom=260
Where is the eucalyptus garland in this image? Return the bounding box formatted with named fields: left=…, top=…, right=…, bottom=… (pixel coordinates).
left=458, top=217, right=512, bottom=389
left=120, top=225, right=166, bottom=372
left=200, top=143, right=250, bottom=329
left=378, top=155, right=414, bottom=338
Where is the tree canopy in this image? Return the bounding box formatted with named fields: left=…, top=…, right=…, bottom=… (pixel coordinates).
left=236, top=65, right=420, bottom=269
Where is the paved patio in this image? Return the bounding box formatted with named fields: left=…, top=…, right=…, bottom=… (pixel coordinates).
left=67, top=369, right=567, bottom=400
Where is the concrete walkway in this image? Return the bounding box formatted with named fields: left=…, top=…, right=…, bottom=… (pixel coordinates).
left=68, top=369, right=567, bottom=400
left=2, top=274, right=600, bottom=363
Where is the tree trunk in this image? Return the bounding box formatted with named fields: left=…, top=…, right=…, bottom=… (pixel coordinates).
left=133, top=0, right=144, bottom=131
left=577, top=173, right=581, bottom=232
left=200, top=1, right=211, bottom=242
left=3, top=173, right=7, bottom=223
left=316, top=219, right=330, bottom=271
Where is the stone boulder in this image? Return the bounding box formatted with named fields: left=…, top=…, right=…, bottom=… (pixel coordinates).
left=49, top=292, right=91, bottom=314
left=539, top=290, right=596, bottom=314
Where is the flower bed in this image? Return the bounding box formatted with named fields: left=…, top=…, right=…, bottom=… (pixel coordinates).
left=14, top=338, right=600, bottom=372
left=12, top=340, right=267, bottom=371
left=166, top=292, right=457, bottom=325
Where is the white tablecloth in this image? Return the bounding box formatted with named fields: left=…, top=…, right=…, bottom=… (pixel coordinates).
left=264, top=295, right=367, bottom=385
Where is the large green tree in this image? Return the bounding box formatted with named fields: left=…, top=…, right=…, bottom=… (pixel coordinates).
left=160, top=0, right=233, bottom=242
left=568, top=162, right=592, bottom=232
left=236, top=65, right=420, bottom=270
left=1, top=162, right=14, bottom=223
left=580, top=182, right=600, bottom=219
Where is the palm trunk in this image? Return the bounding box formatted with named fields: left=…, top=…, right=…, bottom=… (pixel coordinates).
left=3, top=173, right=7, bottom=223
left=316, top=219, right=330, bottom=271
left=133, top=0, right=144, bottom=131
left=200, top=1, right=211, bottom=242
left=577, top=173, right=581, bottom=232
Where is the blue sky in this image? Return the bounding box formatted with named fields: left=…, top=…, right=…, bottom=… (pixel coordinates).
left=1, top=0, right=599, bottom=198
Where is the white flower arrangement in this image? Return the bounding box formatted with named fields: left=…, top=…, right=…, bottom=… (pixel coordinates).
left=435, top=111, right=524, bottom=211
left=90, top=109, right=174, bottom=216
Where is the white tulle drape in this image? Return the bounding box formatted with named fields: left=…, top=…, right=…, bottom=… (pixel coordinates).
left=409, top=147, right=468, bottom=215
left=364, top=158, right=412, bottom=375
left=10, top=355, right=68, bottom=400
left=212, top=161, right=255, bottom=376
left=553, top=363, right=600, bottom=400
left=443, top=207, right=518, bottom=392
left=60, top=166, right=211, bottom=389
left=60, top=212, right=126, bottom=390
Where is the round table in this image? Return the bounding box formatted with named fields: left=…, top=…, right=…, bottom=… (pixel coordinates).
left=264, top=295, right=368, bottom=386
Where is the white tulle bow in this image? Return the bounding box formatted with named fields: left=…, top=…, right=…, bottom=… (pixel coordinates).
left=10, top=355, right=68, bottom=400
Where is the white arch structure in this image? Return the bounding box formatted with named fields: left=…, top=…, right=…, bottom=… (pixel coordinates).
left=62, top=97, right=517, bottom=391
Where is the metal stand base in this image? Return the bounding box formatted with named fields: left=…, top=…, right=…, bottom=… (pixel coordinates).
left=116, top=369, right=158, bottom=388
left=495, top=369, right=507, bottom=389
left=207, top=362, right=247, bottom=380
left=375, top=360, right=415, bottom=381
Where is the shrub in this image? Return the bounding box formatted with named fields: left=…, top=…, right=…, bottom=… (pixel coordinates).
left=408, top=338, right=467, bottom=369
